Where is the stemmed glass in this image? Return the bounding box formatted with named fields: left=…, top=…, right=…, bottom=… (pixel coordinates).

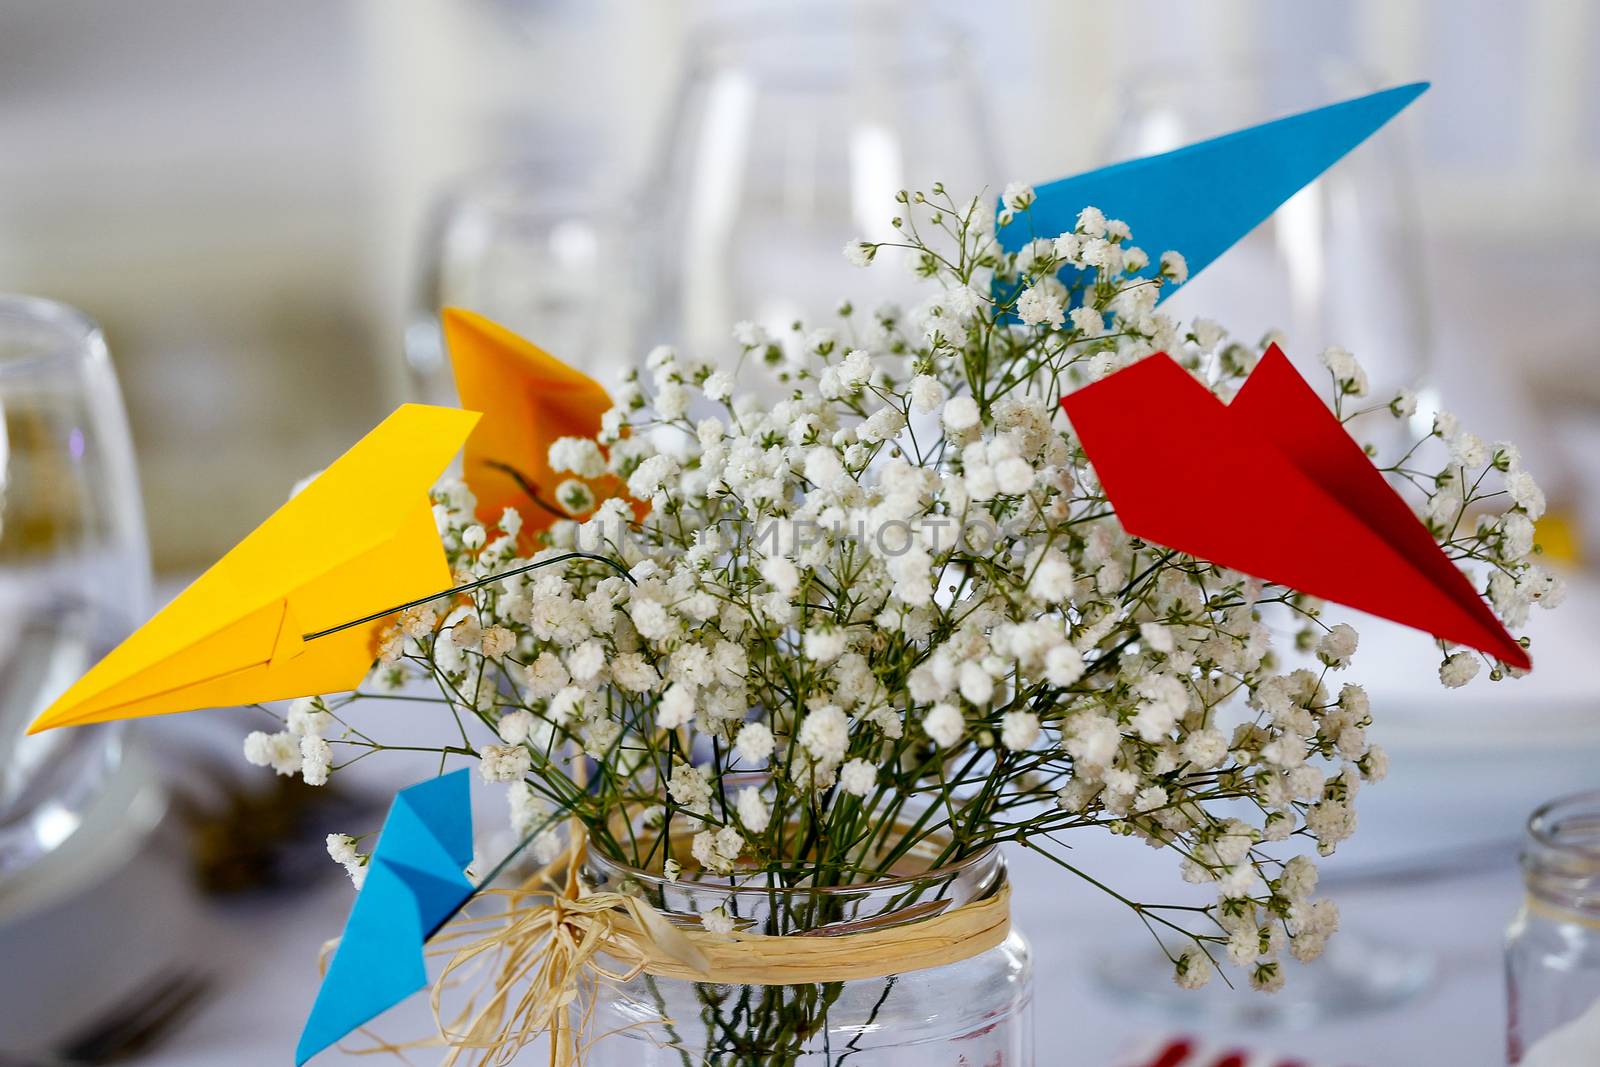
left=1092, top=63, right=1438, bottom=1025
left=0, top=296, right=152, bottom=888
left=637, top=12, right=997, bottom=373
left=1105, top=60, right=1432, bottom=413
left=404, top=164, right=631, bottom=405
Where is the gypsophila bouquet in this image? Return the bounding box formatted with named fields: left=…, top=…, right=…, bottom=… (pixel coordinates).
left=247, top=183, right=1559, bottom=1001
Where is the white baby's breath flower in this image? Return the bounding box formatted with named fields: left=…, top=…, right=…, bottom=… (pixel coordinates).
left=657, top=684, right=696, bottom=729
left=1506, top=470, right=1546, bottom=520
left=668, top=761, right=713, bottom=816
left=958, top=660, right=995, bottom=706
left=326, top=833, right=367, bottom=888
left=1316, top=623, right=1359, bottom=668
left=496, top=709, right=536, bottom=745
left=909, top=374, right=946, bottom=413
left=326, top=833, right=359, bottom=866
left=1016, top=284, right=1065, bottom=328
left=1173, top=949, right=1212, bottom=989
left=549, top=437, right=606, bottom=479
left=1076, top=206, right=1107, bottom=236
left=627, top=454, right=679, bottom=499
left=478, top=744, right=532, bottom=783
left=942, top=395, right=980, bottom=433
left=692, top=826, right=744, bottom=874
left=735, top=721, right=775, bottom=764
left=1439, top=651, right=1480, bottom=688
left=1001, top=182, right=1035, bottom=212
left=481, top=625, right=515, bottom=658
left=299, top=736, right=332, bottom=786
left=922, top=702, right=964, bottom=747
left=843, top=240, right=876, bottom=267
left=1319, top=346, right=1368, bottom=397
left=1448, top=431, right=1488, bottom=469
left=1044, top=645, right=1085, bottom=687
left=556, top=479, right=596, bottom=516
left=1000, top=710, right=1040, bottom=752
left=839, top=758, right=877, bottom=797
left=804, top=628, right=848, bottom=663
left=244, top=730, right=301, bottom=776
left=757, top=553, right=801, bottom=596
left=700, top=906, right=736, bottom=935
left=287, top=697, right=333, bottom=739
left=736, top=785, right=771, bottom=832
left=798, top=705, right=849, bottom=766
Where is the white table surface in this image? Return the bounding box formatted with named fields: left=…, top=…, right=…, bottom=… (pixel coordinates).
left=5, top=581, right=1596, bottom=1066
left=0, top=726, right=1532, bottom=1067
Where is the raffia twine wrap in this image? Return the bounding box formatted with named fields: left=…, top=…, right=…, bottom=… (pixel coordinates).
left=378, top=834, right=1011, bottom=1067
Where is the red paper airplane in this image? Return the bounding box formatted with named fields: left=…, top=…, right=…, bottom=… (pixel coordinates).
left=1060, top=345, right=1529, bottom=669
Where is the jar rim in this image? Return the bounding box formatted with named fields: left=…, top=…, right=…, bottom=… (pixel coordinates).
left=1528, top=788, right=1600, bottom=860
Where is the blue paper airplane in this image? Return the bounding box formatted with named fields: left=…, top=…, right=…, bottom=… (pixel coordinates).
left=997, top=82, right=1428, bottom=306
left=296, top=769, right=475, bottom=1064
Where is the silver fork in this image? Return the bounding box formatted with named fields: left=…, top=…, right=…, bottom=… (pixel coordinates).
left=0, top=970, right=213, bottom=1067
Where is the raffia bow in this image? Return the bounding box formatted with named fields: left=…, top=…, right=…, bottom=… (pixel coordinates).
left=407, top=835, right=1010, bottom=1066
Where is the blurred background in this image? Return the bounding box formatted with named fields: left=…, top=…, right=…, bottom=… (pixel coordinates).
left=1, top=1, right=1598, bottom=1064
left=2, top=0, right=1597, bottom=571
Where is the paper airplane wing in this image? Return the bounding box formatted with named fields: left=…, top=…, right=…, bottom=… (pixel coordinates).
left=1060, top=354, right=1528, bottom=666
left=998, top=82, right=1428, bottom=304
left=1230, top=346, right=1527, bottom=667
left=30, top=404, right=481, bottom=732
left=442, top=307, right=614, bottom=529
left=296, top=770, right=476, bottom=1065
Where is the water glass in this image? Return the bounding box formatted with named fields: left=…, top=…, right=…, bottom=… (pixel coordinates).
left=0, top=296, right=150, bottom=884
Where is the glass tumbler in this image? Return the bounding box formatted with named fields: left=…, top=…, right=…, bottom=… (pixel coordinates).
left=1506, top=790, right=1600, bottom=1063
left=0, top=295, right=151, bottom=883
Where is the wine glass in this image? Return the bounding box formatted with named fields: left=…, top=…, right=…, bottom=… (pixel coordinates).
left=1103, top=59, right=1432, bottom=421
left=404, top=163, right=632, bottom=406
left=0, top=296, right=152, bottom=887
left=637, top=11, right=997, bottom=375
left=1091, top=63, right=1439, bottom=1024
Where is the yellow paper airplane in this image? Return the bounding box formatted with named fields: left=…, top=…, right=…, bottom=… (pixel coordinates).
left=29, top=404, right=480, bottom=733
left=441, top=308, right=617, bottom=531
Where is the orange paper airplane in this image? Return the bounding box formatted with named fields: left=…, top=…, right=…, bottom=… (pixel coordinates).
left=442, top=308, right=619, bottom=531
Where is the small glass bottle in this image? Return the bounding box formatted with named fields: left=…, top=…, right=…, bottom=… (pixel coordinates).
left=1506, top=790, right=1600, bottom=1062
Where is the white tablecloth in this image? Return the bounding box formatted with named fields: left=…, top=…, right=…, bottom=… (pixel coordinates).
left=12, top=577, right=1597, bottom=1066
left=0, top=750, right=1524, bottom=1067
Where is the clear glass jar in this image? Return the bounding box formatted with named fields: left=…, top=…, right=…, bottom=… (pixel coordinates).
left=581, top=843, right=1033, bottom=1066
left=1506, top=790, right=1600, bottom=1062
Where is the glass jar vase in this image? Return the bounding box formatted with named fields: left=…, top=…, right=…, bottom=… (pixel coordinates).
left=1506, top=790, right=1600, bottom=1062
left=580, top=842, right=1032, bottom=1066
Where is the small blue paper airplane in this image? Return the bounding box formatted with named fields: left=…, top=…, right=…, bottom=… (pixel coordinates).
left=295, top=769, right=475, bottom=1064
left=996, top=81, right=1429, bottom=306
